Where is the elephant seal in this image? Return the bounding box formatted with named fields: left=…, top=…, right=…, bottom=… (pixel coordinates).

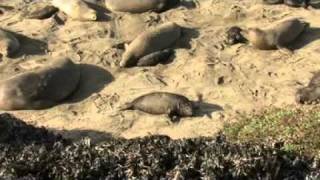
left=0, top=29, right=20, bottom=58
left=120, top=22, right=181, bottom=67
left=120, top=92, right=193, bottom=121
left=52, top=0, right=97, bottom=21
left=240, top=18, right=309, bottom=51
left=226, top=26, right=247, bottom=45
left=136, top=49, right=174, bottom=66
left=263, top=0, right=310, bottom=8
left=26, top=5, right=59, bottom=19
left=296, top=72, right=320, bottom=104
left=0, top=57, right=80, bottom=110
left=105, top=0, right=179, bottom=13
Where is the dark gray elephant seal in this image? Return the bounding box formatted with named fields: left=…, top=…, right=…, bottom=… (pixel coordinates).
left=240, top=18, right=309, bottom=51
left=105, top=0, right=179, bottom=13
left=120, top=22, right=181, bottom=67
left=120, top=92, right=193, bottom=121
left=296, top=72, right=320, bottom=104
left=0, top=29, right=20, bottom=58
left=136, top=49, right=174, bottom=66
left=0, top=57, right=80, bottom=110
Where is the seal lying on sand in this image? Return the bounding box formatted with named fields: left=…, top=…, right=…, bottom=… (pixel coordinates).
left=296, top=72, right=320, bottom=104
left=120, top=92, right=193, bottom=121
left=240, top=18, right=309, bottom=52
left=52, top=0, right=97, bottom=21
left=0, top=57, right=80, bottom=110
left=263, top=0, right=310, bottom=8
left=0, top=29, right=20, bottom=58
left=120, top=22, right=181, bottom=67
left=105, top=0, right=179, bottom=13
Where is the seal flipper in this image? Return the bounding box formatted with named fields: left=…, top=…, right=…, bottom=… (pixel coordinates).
left=167, top=108, right=180, bottom=122
left=276, top=45, right=294, bottom=56
left=137, top=49, right=174, bottom=67
left=27, top=5, right=59, bottom=19
left=118, top=102, right=134, bottom=111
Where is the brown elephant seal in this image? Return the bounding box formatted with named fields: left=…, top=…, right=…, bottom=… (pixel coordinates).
left=263, top=0, right=310, bottom=8
left=240, top=18, right=309, bottom=51
left=120, top=22, right=181, bottom=67
left=226, top=26, right=247, bottom=45
left=0, top=57, right=80, bottom=110
left=52, top=0, right=97, bottom=21
left=136, top=49, right=174, bottom=67
left=105, top=0, right=179, bottom=13
left=0, top=29, right=20, bottom=58
left=296, top=72, right=320, bottom=104
left=120, top=92, right=193, bottom=121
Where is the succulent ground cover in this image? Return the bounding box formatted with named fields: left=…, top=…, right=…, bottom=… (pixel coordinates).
left=0, top=113, right=320, bottom=179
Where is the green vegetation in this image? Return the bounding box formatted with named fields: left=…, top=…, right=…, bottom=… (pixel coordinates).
left=224, top=107, right=320, bottom=157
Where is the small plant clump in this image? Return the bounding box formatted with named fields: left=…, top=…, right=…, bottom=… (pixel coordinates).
left=0, top=113, right=319, bottom=179
left=224, top=107, right=320, bottom=157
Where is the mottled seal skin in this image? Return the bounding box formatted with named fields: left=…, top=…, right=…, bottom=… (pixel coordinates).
left=136, top=49, right=174, bottom=66
left=296, top=72, right=320, bottom=104
left=226, top=26, right=247, bottom=45
left=0, top=29, right=20, bottom=57
left=26, top=5, right=59, bottom=19
left=52, top=0, right=97, bottom=21
left=105, top=0, right=178, bottom=13
left=120, top=92, right=193, bottom=121
left=240, top=18, right=309, bottom=51
left=0, top=57, right=80, bottom=110
left=120, top=22, right=181, bottom=67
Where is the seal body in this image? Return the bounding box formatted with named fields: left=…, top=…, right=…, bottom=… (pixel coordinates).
left=241, top=18, right=308, bottom=50
left=296, top=72, right=320, bottom=104
left=0, top=57, right=80, bottom=110
left=120, top=22, right=181, bottom=67
left=105, top=0, right=167, bottom=13
left=52, top=0, right=97, bottom=21
left=136, top=49, right=173, bottom=66
left=121, top=92, right=193, bottom=118
left=0, top=29, right=19, bottom=57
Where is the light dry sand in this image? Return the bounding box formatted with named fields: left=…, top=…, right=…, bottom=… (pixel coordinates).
left=0, top=0, right=320, bottom=141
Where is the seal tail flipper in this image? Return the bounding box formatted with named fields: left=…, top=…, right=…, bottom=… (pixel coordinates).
left=118, top=102, right=134, bottom=111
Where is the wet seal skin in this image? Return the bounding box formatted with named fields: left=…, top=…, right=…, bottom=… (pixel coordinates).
left=0, top=57, right=80, bottom=110
left=120, top=22, right=181, bottom=67
left=119, top=92, right=194, bottom=121
left=226, top=26, right=247, bottom=45
left=52, top=0, right=97, bottom=21
left=296, top=72, right=320, bottom=104
left=240, top=18, right=309, bottom=53
left=0, top=29, right=20, bottom=58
